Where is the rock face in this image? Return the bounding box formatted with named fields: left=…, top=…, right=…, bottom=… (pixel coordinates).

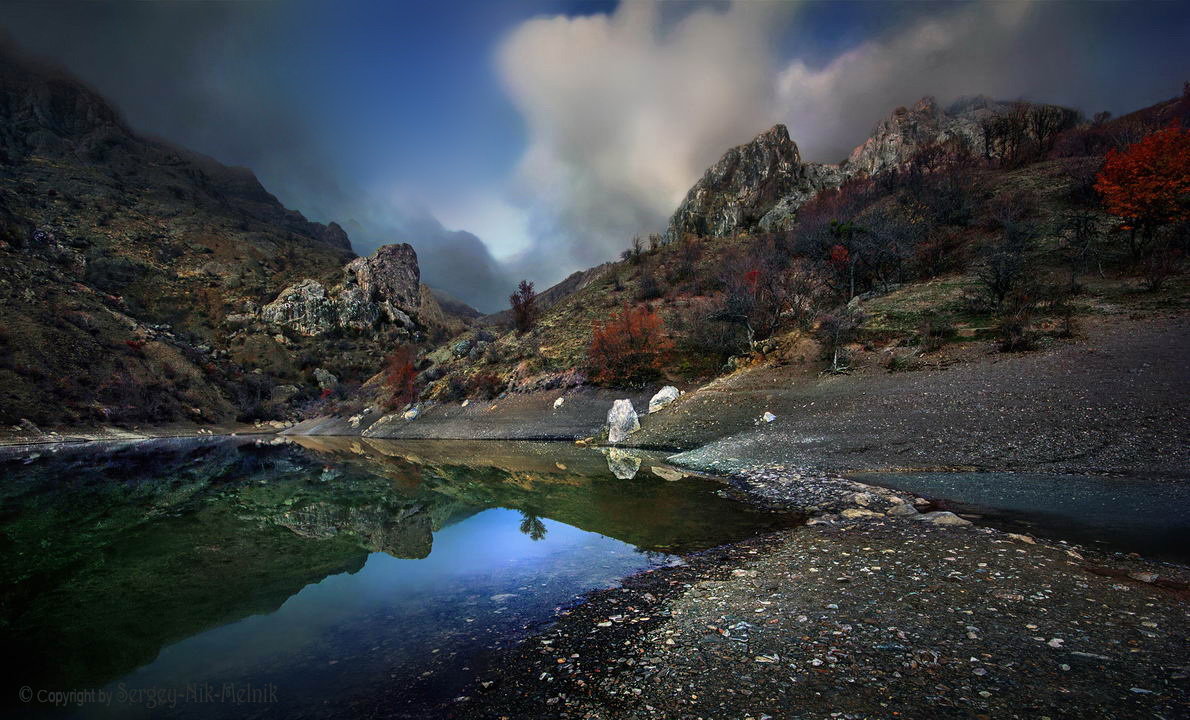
left=344, top=243, right=421, bottom=323
left=664, top=96, right=1059, bottom=242
left=260, top=244, right=421, bottom=337
left=844, top=96, right=988, bottom=176
left=606, top=399, right=641, bottom=443
left=648, top=386, right=681, bottom=414
left=665, top=125, right=843, bottom=242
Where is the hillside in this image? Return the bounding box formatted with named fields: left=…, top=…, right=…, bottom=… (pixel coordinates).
left=349, top=89, right=1187, bottom=426
left=0, top=43, right=469, bottom=428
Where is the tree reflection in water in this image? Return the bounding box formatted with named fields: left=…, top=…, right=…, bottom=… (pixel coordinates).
left=518, top=510, right=547, bottom=541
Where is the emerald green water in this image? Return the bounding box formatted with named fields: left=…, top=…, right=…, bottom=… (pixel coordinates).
left=0, top=437, right=795, bottom=718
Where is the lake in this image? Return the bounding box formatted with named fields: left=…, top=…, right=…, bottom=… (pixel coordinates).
left=0, top=436, right=796, bottom=719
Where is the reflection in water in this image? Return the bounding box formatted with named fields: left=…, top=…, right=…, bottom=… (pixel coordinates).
left=0, top=437, right=797, bottom=719
left=517, top=511, right=547, bottom=541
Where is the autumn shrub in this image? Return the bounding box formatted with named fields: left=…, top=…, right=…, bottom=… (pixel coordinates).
left=381, top=346, right=417, bottom=409
left=587, top=305, right=672, bottom=386
left=1095, top=124, right=1190, bottom=265
left=668, top=297, right=749, bottom=373
left=468, top=372, right=504, bottom=400
left=509, top=280, right=538, bottom=334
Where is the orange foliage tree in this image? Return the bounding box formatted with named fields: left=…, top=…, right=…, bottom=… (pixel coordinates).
left=1094, top=124, right=1190, bottom=259
left=381, top=346, right=417, bottom=409
left=587, top=305, right=672, bottom=386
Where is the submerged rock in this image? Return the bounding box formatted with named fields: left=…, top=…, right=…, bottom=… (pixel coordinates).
left=602, top=448, right=642, bottom=479
left=606, top=399, right=640, bottom=443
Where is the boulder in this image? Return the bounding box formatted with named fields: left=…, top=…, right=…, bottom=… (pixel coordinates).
left=313, top=367, right=338, bottom=390
left=261, top=279, right=338, bottom=336
left=885, top=502, right=918, bottom=517
left=269, top=384, right=300, bottom=404
left=344, top=243, right=421, bottom=318
left=553, top=397, right=565, bottom=410
left=762, top=411, right=777, bottom=423
left=403, top=407, right=420, bottom=421
left=603, top=448, right=642, bottom=479
left=451, top=339, right=473, bottom=358
left=914, top=511, right=973, bottom=527
left=606, top=399, right=640, bottom=443
left=651, top=465, right=688, bottom=482
left=648, top=386, right=680, bottom=413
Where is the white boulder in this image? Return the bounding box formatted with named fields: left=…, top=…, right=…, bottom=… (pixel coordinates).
left=606, top=399, right=640, bottom=443
left=648, top=386, right=681, bottom=413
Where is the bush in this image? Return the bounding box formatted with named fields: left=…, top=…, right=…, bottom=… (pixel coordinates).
left=468, top=372, right=504, bottom=400
left=381, top=347, right=417, bottom=410
left=509, top=280, right=538, bottom=334
left=587, top=305, right=672, bottom=386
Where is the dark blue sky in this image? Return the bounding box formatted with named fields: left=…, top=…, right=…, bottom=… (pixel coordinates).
left=2, top=0, right=1187, bottom=310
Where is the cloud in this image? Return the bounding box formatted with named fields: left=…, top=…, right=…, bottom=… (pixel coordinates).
left=496, top=0, right=793, bottom=283
left=495, top=0, right=1189, bottom=289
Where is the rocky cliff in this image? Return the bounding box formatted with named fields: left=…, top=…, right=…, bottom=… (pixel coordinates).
left=664, top=96, right=1054, bottom=240
left=665, top=125, right=844, bottom=242
left=0, top=43, right=460, bottom=427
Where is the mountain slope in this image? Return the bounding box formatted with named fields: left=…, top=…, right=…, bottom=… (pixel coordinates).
left=0, top=43, right=446, bottom=427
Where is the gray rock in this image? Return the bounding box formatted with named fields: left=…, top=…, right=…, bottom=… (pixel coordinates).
left=606, top=399, right=640, bottom=443
left=269, top=384, right=300, bottom=404
left=261, top=279, right=338, bottom=336
left=914, top=511, right=973, bottom=527
left=344, top=243, right=421, bottom=318
left=603, top=448, right=642, bottom=479
left=451, top=339, right=473, bottom=358
left=886, top=502, right=918, bottom=517
left=648, top=386, right=681, bottom=413
left=313, top=367, right=338, bottom=390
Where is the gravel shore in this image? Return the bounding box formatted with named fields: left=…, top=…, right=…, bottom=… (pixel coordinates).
left=450, top=492, right=1189, bottom=720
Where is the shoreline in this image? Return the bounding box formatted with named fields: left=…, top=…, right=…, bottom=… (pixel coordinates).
left=447, top=469, right=1189, bottom=719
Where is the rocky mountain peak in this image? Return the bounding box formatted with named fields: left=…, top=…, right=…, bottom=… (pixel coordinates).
left=665, top=123, right=838, bottom=242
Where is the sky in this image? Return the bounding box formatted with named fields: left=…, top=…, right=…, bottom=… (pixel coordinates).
left=1, top=0, right=1187, bottom=312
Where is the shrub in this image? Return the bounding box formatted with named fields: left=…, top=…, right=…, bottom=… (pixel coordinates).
left=1095, top=124, right=1190, bottom=264
left=381, top=346, right=417, bottom=409
left=587, top=305, right=672, bottom=386
left=469, top=372, right=504, bottom=400
left=509, top=280, right=538, bottom=334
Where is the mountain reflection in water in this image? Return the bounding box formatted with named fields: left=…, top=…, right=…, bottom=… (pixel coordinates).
left=0, top=436, right=796, bottom=718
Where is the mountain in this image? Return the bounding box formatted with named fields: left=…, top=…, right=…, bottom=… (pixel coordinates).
left=0, top=42, right=454, bottom=427
left=665, top=96, right=1078, bottom=240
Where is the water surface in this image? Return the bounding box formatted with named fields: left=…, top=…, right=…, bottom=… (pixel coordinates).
left=853, top=470, right=1190, bottom=562
left=1, top=436, right=794, bottom=718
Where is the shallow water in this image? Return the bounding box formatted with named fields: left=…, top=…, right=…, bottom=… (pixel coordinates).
left=1, top=437, right=794, bottom=718
left=853, top=470, right=1190, bottom=563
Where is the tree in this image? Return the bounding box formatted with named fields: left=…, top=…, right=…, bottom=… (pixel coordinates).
left=815, top=308, right=864, bottom=373
left=509, top=280, right=538, bottom=334
left=587, top=305, right=672, bottom=385
left=382, top=346, right=417, bottom=409
left=1094, top=125, right=1190, bottom=261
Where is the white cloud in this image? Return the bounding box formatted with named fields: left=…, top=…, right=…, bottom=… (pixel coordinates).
left=494, top=0, right=1172, bottom=291
left=496, top=0, right=793, bottom=280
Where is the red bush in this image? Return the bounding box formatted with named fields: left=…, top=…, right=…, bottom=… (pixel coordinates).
left=382, top=346, right=418, bottom=409
left=587, top=305, right=672, bottom=386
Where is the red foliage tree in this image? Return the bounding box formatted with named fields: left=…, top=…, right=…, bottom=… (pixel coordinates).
left=587, top=305, right=672, bottom=386
left=1094, top=124, right=1190, bottom=258
left=509, top=280, right=538, bottom=334
left=382, top=346, right=417, bottom=409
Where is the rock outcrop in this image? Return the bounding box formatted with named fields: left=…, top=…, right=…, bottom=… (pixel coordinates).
left=664, top=96, right=1065, bottom=242
left=259, top=243, right=421, bottom=337
left=344, top=243, right=421, bottom=323
left=665, top=125, right=843, bottom=242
